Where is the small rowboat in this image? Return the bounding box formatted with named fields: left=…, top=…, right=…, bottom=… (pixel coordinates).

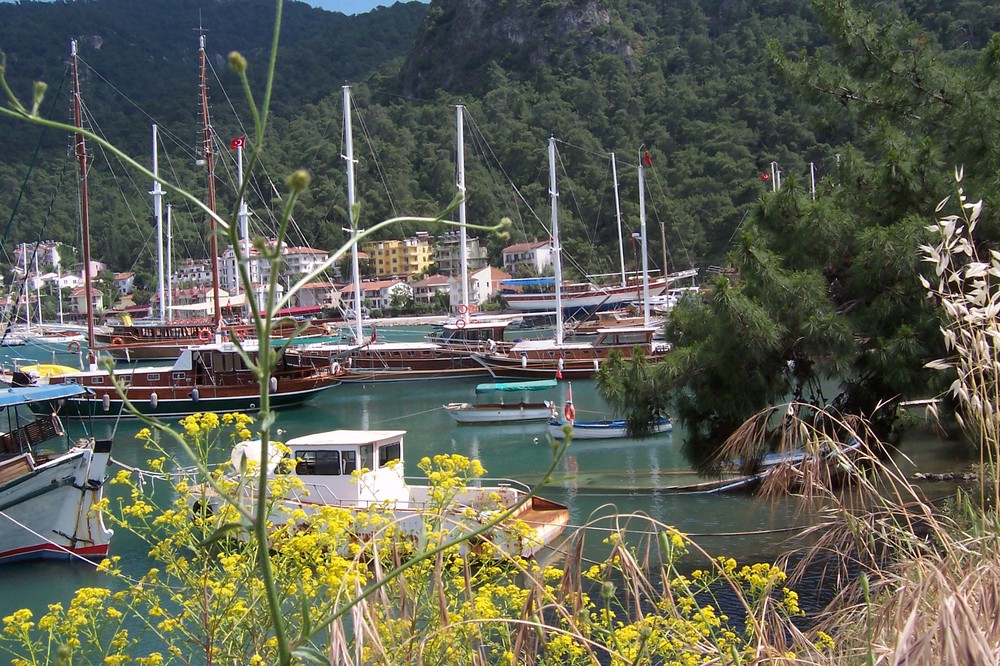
left=546, top=416, right=672, bottom=440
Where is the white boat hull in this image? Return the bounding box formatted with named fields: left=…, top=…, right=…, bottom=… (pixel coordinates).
left=547, top=417, right=673, bottom=440
left=0, top=443, right=113, bottom=562
left=444, top=401, right=554, bottom=424
left=505, top=279, right=669, bottom=313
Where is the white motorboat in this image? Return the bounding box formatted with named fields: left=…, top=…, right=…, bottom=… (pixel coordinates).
left=199, top=428, right=570, bottom=559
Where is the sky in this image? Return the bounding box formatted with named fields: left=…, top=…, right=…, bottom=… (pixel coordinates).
left=308, top=1, right=425, bottom=13
left=0, top=0, right=427, bottom=14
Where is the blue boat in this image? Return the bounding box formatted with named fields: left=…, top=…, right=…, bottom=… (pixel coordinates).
left=546, top=415, right=672, bottom=440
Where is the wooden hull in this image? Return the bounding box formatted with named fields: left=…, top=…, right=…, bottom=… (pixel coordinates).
left=444, top=401, right=554, bottom=424
left=46, top=379, right=338, bottom=420
left=291, top=343, right=495, bottom=383
left=0, top=442, right=113, bottom=563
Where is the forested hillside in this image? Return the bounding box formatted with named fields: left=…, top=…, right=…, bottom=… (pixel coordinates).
left=1, top=0, right=999, bottom=291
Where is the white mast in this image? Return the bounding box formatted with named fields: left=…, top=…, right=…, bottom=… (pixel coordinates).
left=166, top=204, right=173, bottom=321
left=638, top=150, right=651, bottom=328
left=611, top=152, right=626, bottom=288
left=343, top=85, right=364, bottom=343
left=22, top=250, right=30, bottom=329
left=152, top=124, right=165, bottom=323
left=33, top=252, right=41, bottom=327
left=234, top=140, right=247, bottom=299
left=548, top=137, right=564, bottom=346
left=457, top=105, right=470, bottom=323
left=57, top=262, right=64, bottom=325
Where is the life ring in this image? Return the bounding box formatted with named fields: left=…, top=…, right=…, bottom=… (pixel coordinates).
left=67, top=340, right=81, bottom=353
left=111, top=337, right=124, bottom=346
left=198, top=329, right=212, bottom=343
left=331, top=361, right=342, bottom=375
left=455, top=318, right=466, bottom=329
left=469, top=303, right=479, bottom=315
left=563, top=402, right=576, bottom=422
left=456, top=304, right=469, bottom=315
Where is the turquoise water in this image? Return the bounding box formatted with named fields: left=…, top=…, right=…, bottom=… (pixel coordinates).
left=0, top=327, right=965, bottom=620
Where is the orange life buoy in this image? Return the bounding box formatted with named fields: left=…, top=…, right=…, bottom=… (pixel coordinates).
left=563, top=402, right=576, bottom=422
left=198, top=329, right=212, bottom=343
left=67, top=340, right=81, bottom=353
left=469, top=303, right=479, bottom=315
left=111, top=337, right=124, bottom=346
left=455, top=318, right=467, bottom=329
left=456, top=303, right=469, bottom=315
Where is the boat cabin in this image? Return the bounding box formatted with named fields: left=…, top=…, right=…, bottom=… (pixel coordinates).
left=426, top=319, right=511, bottom=350
left=281, top=430, right=409, bottom=508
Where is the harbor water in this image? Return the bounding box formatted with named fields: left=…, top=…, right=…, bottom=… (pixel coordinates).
left=0, top=326, right=970, bottom=621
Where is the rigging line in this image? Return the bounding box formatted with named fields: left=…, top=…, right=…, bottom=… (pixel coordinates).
left=463, top=118, right=530, bottom=241
left=644, top=168, right=695, bottom=270
left=5, top=156, right=72, bottom=338
left=551, top=145, right=591, bottom=280
left=160, top=145, right=210, bottom=261
left=554, top=136, right=619, bottom=165
left=373, top=405, right=447, bottom=424
left=0, top=66, right=69, bottom=258
left=353, top=103, right=400, bottom=220
left=205, top=62, right=311, bottom=249
left=78, top=96, right=148, bottom=231
left=464, top=111, right=546, bottom=236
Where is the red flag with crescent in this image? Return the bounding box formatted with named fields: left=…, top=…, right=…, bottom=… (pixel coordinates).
left=229, top=136, right=246, bottom=150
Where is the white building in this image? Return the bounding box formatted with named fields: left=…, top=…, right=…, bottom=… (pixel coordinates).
left=409, top=274, right=451, bottom=305
left=447, top=266, right=511, bottom=309
left=340, top=279, right=411, bottom=312
left=172, top=258, right=214, bottom=287
left=501, top=239, right=553, bottom=276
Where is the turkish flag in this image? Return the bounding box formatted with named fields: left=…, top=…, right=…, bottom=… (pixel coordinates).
left=643, top=151, right=652, bottom=166
left=229, top=136, right=246, bottom=150
left=760, top=173, right=770, bottom=181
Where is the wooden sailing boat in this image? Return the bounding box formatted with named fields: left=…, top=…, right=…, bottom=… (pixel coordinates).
left=289, top=98, right=514, bottom=381
left=92, top=37, right=322, bottom=360
left=15, top=39, right=341, bottom=419
left=473, top=139, right=668, bottom=380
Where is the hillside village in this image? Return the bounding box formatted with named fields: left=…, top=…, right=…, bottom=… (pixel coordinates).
left=4, top=233, right=556, bottom=322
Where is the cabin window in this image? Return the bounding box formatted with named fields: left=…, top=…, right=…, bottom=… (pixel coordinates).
left=91, top=376, right=105, bottom=385
left=378, top=442, right=401, bottom=467
left=172, top=372, right=186, bottom=381
left=295, top=451, right=315, bottom=475
left=342, top=450, right=357, bottom=475
left=360, top=444, right=374, bottom=471
left=147, top=373, right=160, bottom=382
left=295, top=450, right=342, bottom=476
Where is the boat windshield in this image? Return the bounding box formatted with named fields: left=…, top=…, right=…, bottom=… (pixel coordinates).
left=378, top=441, right=401, bottom=467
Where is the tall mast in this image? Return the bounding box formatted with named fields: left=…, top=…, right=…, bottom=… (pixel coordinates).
left=71, top=40, right=96, bottom=350
left=638, top=150, right=651, bottom=328
left=152, top=124, right=165, bottom=323
left=166, top=204, right=173, bottom=321
left=343, top=85, right=363, bottom=343
left=548, top=137, right=564, bottom=346
left=200, top=34, right=222, bottom=328
left=611, top=152, right=626, bottom=288
left=456, top=105, right=469, bottom=323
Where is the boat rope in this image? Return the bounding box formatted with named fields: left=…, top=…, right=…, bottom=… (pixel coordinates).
left=556, top=522, right=813, bottom=540
left=375, top=405, right=446, bottom=424
left=0, top=508, right=102, bottom=567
